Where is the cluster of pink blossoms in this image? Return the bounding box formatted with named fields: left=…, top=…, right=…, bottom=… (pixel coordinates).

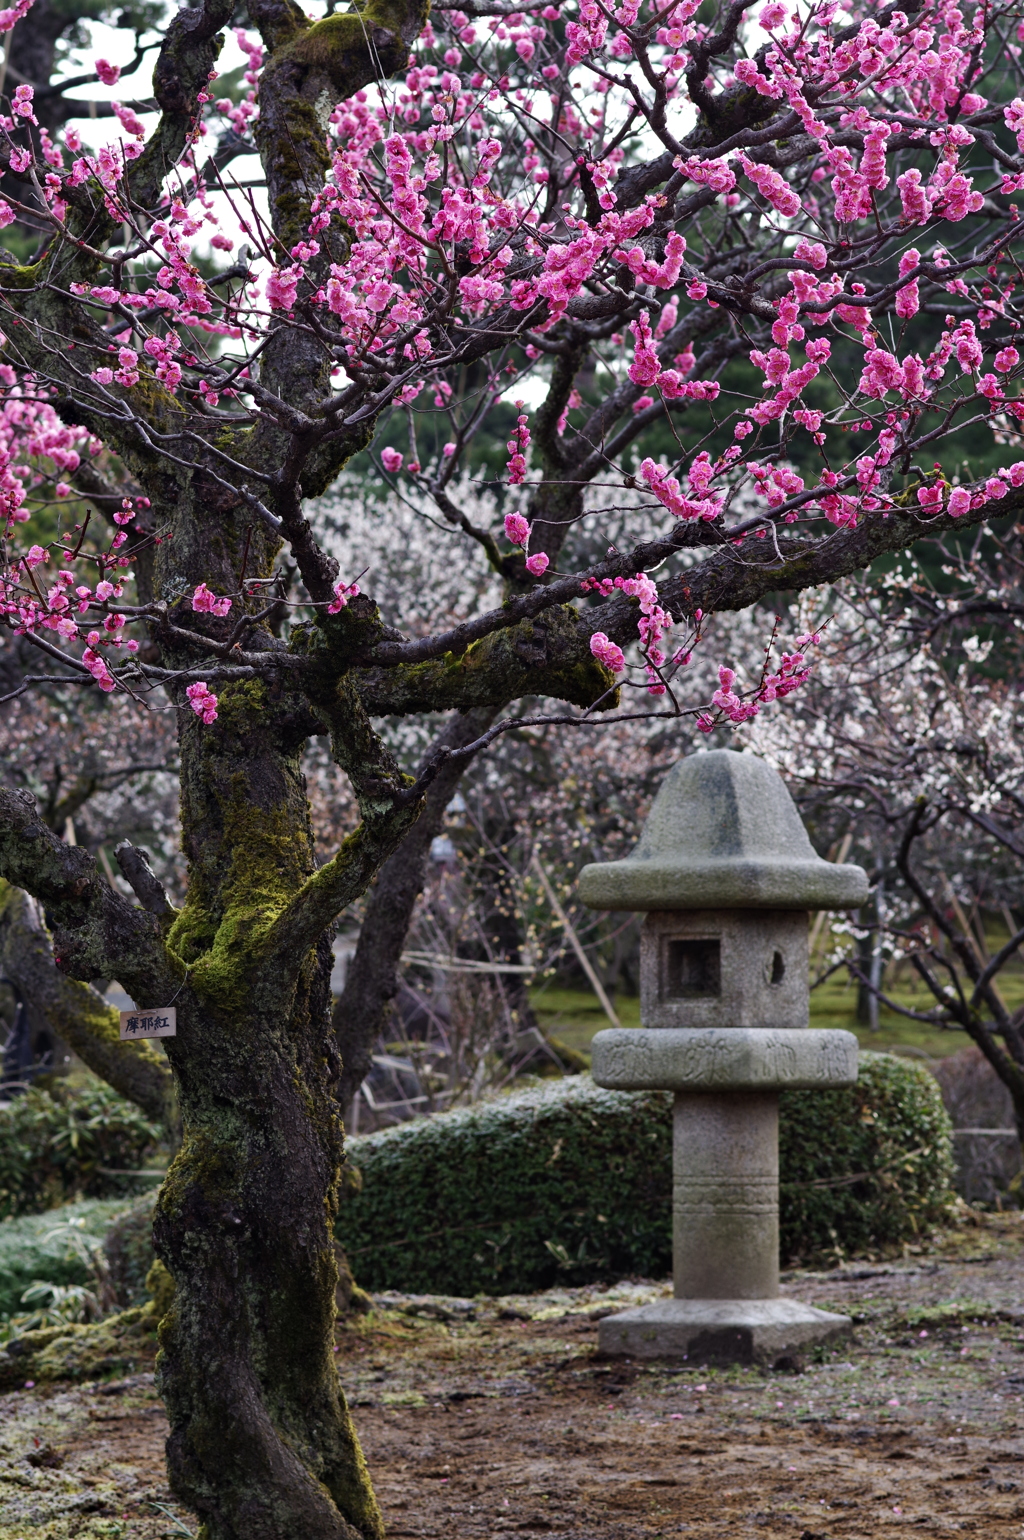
left=186, top=682, right=218, bottom=724
left=327, top=579, right=360, bottom=615
left=628, top=311, right=722, bottom=408
left=699, top=649, right=814, bottom=732
left=506, top=408, right=531, bottom=485
left=918, top=461, right=1024, bottom=518
left=584, top=573, right=675, bottom=693
left=503, top=512, right=549, bottom=576
left=2, top=0, right=1024, bottom=737
left=191, top=583, right=232, bottom=617
left=639, top=452, right=728, bottom=522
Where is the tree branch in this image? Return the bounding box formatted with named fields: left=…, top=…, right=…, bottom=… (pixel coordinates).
left=0, top=880, right=178, bottom=1132
left=0, top=785, right=174, bottom=999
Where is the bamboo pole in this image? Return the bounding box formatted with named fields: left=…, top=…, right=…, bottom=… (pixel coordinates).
left=531, top=852, right=621, bottom=1029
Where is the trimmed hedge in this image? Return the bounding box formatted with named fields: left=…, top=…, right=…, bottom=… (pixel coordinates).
left=337, top=1054, right=955, bottom=1295
left=0, top=1081, right=161, bottom=1220
left=780, top=1050, right=955, bottom=1261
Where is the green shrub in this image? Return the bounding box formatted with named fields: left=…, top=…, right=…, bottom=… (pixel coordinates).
left=337, top=1054, right=955, bottom=1295
left=779, top=1051, right=956, bottom=1262
left=0, top=1198, right=132, bottom=1320
left=0, top=1081, right=161, bottom=1220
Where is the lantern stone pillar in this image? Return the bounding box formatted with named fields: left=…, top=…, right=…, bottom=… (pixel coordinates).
left=578, top=750, right=868, bottom=1365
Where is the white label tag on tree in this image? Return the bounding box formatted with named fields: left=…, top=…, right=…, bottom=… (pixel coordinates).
left=120, top=1007, right=177, bottom=1040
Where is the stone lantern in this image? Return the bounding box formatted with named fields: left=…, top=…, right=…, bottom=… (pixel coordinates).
left=577, top=749, right=868, bottom=1365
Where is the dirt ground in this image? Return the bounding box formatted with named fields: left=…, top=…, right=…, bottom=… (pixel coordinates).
left=4, top=1213, right=1024, bottom=1539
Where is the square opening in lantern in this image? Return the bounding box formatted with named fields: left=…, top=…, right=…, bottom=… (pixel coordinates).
left=662, top=937, right=721, bottom=999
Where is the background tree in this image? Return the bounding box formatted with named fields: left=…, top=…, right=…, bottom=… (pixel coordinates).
left=740, top=531, right=1024, bottom=1141
left=1, top=0, right=1024, bottom=1535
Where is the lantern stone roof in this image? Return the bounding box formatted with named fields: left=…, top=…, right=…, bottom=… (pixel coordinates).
left=578, top=750, right=868, bottom=912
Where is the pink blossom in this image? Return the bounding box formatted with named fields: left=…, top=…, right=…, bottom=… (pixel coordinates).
left=506, top=410, right=530, bottom=485
left=590, top=632, right=625, bottom=672
left=12, top=84, right=36, bottom=123
left=628, top=311, right=661, bottom=387
left=112, top=102, right=145, bottom=139
left=734, top=59, right=783, bottom=98
left=896, top=168, right=932, bottom=224
left=947, top=486, right=971, bottom=517
left=525, top=551, right=549, bottom=576
left=327, top=579, right=360, bottom=614
left=640, top=458, right=719, bottom=521
left=114, top=347, right=139, bottom=387
left=735, top=154, right=801, bottom=218
left=381, top=447, right=404, bottom=473
left=186, top=681, right=219, bottom=724
left=191, top=582, right=232, bottom=617
left=615, top=232, right=687, bottom=289
left=504, top=511, right=530, bottom=546
left=954, top=321, right=983, bottom=373
left=900, top=354, right=926, bottom=398
left=995, top=346, right=1020, bottom=373
left=82, top=647, right=116, bottom=692
left=674, top=343, right=696, bottom=376
left=655, top=299, right=678, bottom=338
left=859, top=347, right=903, bottom=398
left=895, top=249, right=920, bottom=318
left=793, top=238, right=827, bottom=270
left=676, top=155, right=736, bottom=194
left=266, top=265, right=301, bottom=311
left=96, top=59, right=121, bottom=86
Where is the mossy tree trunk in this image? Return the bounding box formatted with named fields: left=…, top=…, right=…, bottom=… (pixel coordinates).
left=0, top=1, right=436, bottom=1531
left=0, top=0, right=611, bottom=1525
left=152, top=690, right=395, bottom=1538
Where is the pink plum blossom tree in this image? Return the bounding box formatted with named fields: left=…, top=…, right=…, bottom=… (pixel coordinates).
left=1, top=0, right=1024, bottom=1531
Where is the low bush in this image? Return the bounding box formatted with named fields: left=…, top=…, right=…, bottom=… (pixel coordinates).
left=0, top=1198, right=132, bottom=1321
left=337, top=1054, right=955, bottom=1295
left=0, top=1081, right=161, bottom=1220
left=780, top=1051, right=957, bottom=1262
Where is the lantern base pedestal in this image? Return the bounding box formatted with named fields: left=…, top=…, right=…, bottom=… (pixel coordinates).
left=598, top=1297, right=850, bottom=1366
